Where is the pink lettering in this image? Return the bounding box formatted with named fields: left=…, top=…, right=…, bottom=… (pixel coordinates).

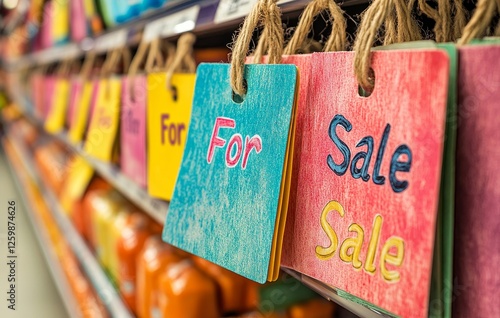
left=226, top=134, right=243, bottom=168
left=242, top=135, right=262, bottom=169
left=207, top=117, right=236, bottom=163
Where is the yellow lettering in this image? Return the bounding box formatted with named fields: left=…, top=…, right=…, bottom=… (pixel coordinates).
left=339, top=223, right=364, bottom=269
left=315, top=201, right=344, bottom=260
left=380, top=236, right=404, bottom=283
left=364, top=214, right=382, bottom=274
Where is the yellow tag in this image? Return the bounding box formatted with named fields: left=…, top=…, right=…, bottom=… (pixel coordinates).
left=84, top=78, right=121, bottom=162
left=52, top=0, right=69, bottom=42
left=45, top=79, right=70, bottom=133
left=68, top=81, right=93, bottom=144
left=60, top=156, right=94, bottom=214
left=147, top=73, right=195, bottom=200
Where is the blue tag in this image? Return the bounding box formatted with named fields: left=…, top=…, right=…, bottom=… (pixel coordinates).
left=163, top=63, right=297, bottom=283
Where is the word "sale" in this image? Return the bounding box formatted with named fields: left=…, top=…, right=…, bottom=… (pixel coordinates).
left=207, top=117, right=262, bottom=169
left=316, top=200, right=405, bottom=283
left=328, top=114, right=413, bottom=193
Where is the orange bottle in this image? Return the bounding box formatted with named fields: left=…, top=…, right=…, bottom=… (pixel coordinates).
left=194, top=256, right=248, bottom=314
left=72, top=177, right=110, bottom=237
left=116, top=212, right=151, bottom=313
left=136, top=236, right=183, bottom=318
left=288, top=299, right=335, bottom=318
left=157, top=259, right=220, bottom=318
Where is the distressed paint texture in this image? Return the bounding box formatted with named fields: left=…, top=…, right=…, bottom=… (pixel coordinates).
left=163, top=64, right=297, bottom=283
left=280, top=51, right=449, bottom=318
left=453, top=45, right=500, bottom=318
left=121, top=75, right=147, bottom=188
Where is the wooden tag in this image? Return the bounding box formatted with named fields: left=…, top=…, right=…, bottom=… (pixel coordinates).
left=281, top=50, right=449, bottom=318
left=453, top=44, right=500, bottom=318
left=83, top=78, right=121, bottom=162
left=147, top=73, right=195, bottom=200
left=162, top=64, right=298, bottom=283
left=68, top=80, right=98, bottom=144
left=45, top=78, right=70, bottom=133
left=121, top=75, right=147, bottom=188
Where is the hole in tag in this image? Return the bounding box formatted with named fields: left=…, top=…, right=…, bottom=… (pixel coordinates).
left=232, top=79, right=247, bottom=104
left=171, top=85, right=178, bottom=102
left=358, top=68, right=375, bottom=98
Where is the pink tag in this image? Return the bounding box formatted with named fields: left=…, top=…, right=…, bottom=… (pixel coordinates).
left=281, top=51, right=449, bottom=318
left=120, top=76, right=147, bottom=188
left=454, top=45, right=500, bottom=318
left=70, top=0, right=87, bottom=42
left=67, top=79, right=83, bottom=129
left=31, top=74, right=45, bottom=119
left=43, top=76, right=57, bottom=120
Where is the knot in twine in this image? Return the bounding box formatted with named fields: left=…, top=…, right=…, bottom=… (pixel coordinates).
left=353, top=0, right=421, bottom=91
left=458, top=0, right=500, bottom=45
left=230, top=0, right=284, bottom=96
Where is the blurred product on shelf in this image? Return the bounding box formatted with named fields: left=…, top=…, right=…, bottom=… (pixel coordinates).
left=116, top=212, right=157, bottom=311
left=137, top=236, right=185, bottom=318
left=34, top=140, right=70, bottom=195
left=158, top=259, right=220, bottom=318
left=70, top=176, right=111, bottom=241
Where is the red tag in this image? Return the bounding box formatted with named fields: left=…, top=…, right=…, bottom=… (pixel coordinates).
left=281, top=50, right=449, bottom=317
left=454, top=45, right=500, bottom=318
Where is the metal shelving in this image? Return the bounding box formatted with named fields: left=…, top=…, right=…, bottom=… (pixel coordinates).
left=2, top=140, right=81, bottom=318
left=5, top=135, right=134, bottom=318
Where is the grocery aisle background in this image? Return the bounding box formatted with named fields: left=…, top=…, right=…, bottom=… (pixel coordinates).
left=0, top=150, right=67, bottom=318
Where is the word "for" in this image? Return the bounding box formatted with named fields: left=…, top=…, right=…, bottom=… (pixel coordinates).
left=207, top=117, right=262, bottom=169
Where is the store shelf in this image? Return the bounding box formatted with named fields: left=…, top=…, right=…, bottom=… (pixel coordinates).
left=2, top=139, right=81, bottom=318
left=55, top=133, right=169, bottom=224
left=2, top=0, right=368, bottom=71
left=5, top=135, right=134, bottom=318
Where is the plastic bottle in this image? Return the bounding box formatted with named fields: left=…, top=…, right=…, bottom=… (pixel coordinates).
left=136, top=236, right=183, bottom=318
left=157, top=259, right=220, bottom=318
left=193, top=256, right=248, bottom=314
left=116, top=212, right=152, bottom=313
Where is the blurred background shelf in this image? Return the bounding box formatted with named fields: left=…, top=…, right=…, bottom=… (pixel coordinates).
left=4, top=133, right=134, bottom=318
left=2, top=139, right=80, bottom=318
left=1, top=0, right=369, bottom=71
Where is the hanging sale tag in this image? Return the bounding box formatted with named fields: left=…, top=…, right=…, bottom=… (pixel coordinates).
left=280, top=50, right=449, bottom=317
left=68, top=80, right=98, bottom=144
left=121, top=75, right=147, bottom=188
left=454, top=44, right=500, bottom=318
left=147, top=73, right=195, bottom=200
left=45, top=78, right=70, bottom=133
left=162, top=64, right=298, bottom=283
left=84, top=78, right=121, bottom=162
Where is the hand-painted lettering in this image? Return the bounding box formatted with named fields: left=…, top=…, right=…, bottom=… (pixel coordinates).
left=207, top=117, right=262, bottom=169
left=315, top=200, right=405, bottom=283
left=327, top=115, right=412, bottom=193
left=161, top=113, right=186, bottom=146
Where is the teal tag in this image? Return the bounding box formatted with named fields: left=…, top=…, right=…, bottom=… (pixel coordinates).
left=163, top=63, right=298, bottom=283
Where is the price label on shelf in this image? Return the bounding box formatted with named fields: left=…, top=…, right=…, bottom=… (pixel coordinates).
left=214, top=0, right=258, bottom=24
left=94, top=29, right=128, bottom=52
left=143, top=5, right=200, bottom=42
left=214, top=0, right=294, bottom=24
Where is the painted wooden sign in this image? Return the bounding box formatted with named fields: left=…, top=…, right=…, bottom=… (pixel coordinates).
left=45, top=78, right=70, bottom=133
left=66, top=79, right=82, bottom=130
left=147, top=73, right=195, bottom=200
left=163, top=64, right=298, bottom=283
left=453, top=44, right=500, bottom=318
left=280, top=51, right=449, bottom=317
left=68, top=80, right=97, bottom=144
left=121, top=75, right=147, bottom=188
left=84, top=78, right=121, bottom=162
